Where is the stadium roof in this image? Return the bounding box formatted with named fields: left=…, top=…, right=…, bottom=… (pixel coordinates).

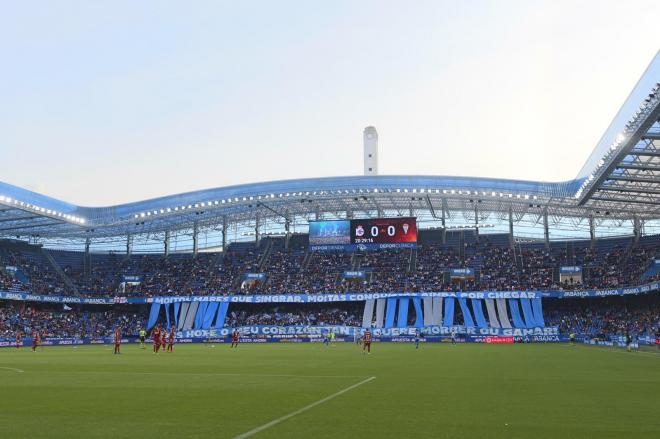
left=1, top=51, right=659, bottom=245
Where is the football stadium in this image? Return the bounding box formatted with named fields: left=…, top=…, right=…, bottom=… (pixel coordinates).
left=1, top=5, right=659, bottom=439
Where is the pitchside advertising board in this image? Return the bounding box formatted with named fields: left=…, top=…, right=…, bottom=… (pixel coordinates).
left=309, top=217, right=417, bottom=251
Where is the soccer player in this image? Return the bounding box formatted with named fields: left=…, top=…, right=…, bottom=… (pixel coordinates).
left=152, top=326, right=161, bottom=353
left=323, top=331, right=330, bottom=347
left=113, top=326, right=122, bottom=355
left=414, top=329, right=421, bottom=349
left=625, top=332, right=633, bottom=352
left=356, top=330, right=363, bottom=347
left=167, top=327, right=175, bottom=352
left=231, top=330, right=239, bottom=348
left=139, top=327, right=146, bottom=349
left=450, top=332, right=456, bottom=345
left=330, top=330, right=336, bottom=346
left=15, top=332, right=21, bottom=349
left=31, top=330, right=40, bottom=352
left=569, top=332, right=577, bottom=346
left=362, top=329, right=372, bottom=354
left=160, top=329, right=167, bottom=351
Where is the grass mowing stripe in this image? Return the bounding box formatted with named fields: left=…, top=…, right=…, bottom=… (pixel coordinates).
left=573, top=344, right=660, bottom=358
left=36, top=371, right=367, bottom=378
left=233, top=376, right=376, bottom=439
left=0, top=366, right=24, bottom=373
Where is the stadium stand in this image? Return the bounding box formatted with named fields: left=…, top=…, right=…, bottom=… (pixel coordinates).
left=2, top=231, right=660, bottom=297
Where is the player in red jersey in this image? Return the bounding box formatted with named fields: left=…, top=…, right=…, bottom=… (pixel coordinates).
left=231, top=330, right=239, bottom=348
left=31, top=331, right=40, bottom=352
left=160, top=329, right=167, bottom=350
left=15, top=332, right=22, bottom=349
left=113, top=326, right=122, bottom=354
left=167, top=327, right=175, bottom=352
left=362, top=329, right=372, bottom=354
left=152, top=326, right=161, bottom=353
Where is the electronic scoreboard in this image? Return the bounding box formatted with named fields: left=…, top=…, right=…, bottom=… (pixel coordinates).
left=309, top=217, right=417, bottom=250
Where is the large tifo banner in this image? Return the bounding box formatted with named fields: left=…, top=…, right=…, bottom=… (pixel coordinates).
left=1, top=280, right=660, bottom=305
left=180, top=325, right=561, bottom=338
left=0, top=326, right=563, bottom=348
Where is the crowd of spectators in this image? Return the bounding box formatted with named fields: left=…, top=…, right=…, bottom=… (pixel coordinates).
left=0, top=248, right=69, bottom=295
left=1, top=235, right=660, bottom=297
left=1, top=295, right=656, bottom=340
left=544, top=295, right=660, bottom=338
left=0, top=303, right=145, bottom=339
left=226, top=305, right=361, bottom=327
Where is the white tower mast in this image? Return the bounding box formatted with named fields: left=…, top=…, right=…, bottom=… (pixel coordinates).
left=363, top=126, right=378, bottom=175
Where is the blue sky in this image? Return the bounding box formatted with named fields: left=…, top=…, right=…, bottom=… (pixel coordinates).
left=1, top=1, right=659, bottom=206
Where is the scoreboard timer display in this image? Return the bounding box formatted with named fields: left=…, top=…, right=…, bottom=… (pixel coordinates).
left=350, top=217, right=417, bottom=244
left=308, top=217, right=417, bottom=250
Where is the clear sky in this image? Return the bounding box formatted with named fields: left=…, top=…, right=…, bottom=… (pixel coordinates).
left=1, top=1, right=659, bottom=206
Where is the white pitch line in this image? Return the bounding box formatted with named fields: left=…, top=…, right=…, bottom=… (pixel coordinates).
left=0, top=366, right=24, bottom=373
left=233, top=376, right=376, bottom=439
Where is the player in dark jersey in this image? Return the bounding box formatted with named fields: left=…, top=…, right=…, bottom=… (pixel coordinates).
left=414, top=329, right=422, bottom=349
left=362, top=329, right=372, bottom=354
left=231, top=330, right=240, bottom=348
left=625, top=332, right=633, bottom=352
left=113, top=326, right=122, bottom=354
left=167, top=327, right=175, bottom=352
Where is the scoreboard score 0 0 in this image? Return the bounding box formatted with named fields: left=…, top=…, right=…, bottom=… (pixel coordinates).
left=308, top=217, right=417, bottom=250
left=350, top=217, right=417, bottom=244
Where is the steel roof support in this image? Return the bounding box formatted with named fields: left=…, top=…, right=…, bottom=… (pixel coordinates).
left=599, top=186, right=660, bottom=195
left=222, top=216, right=227, bottom=253
left=607, top=175, right=660, bottom=184
left=589, top=196, right=660, bottom=206
left=126, top=233, right=132, bottom=256
left=441, top=198, right=447, bottom=245
left=84, top=237, right=91, bottom=279
left=616, top=163, right=660, bottom=172
left=164, top=230, right=170, bottom=257
left=633, top=215, right=641, bottom=244
left=255, top=212, right=260, bottom=248
left=629, top=150, right=660, bottom=157
left=474, top=203, right=479, bottom=242
left=543, top=207, right=550, bottom=248
left=508, top=205, right=514, bottom=248
left=589, top=213, right=596, bottom=248
left=578, top=103, right=660, bottom=205
left=192, top=222, right=199, bottom=256
left=284, top=209, right=290, bottom=250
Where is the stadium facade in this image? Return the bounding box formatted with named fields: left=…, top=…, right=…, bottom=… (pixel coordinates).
left=1, top=51, right=659, bottom=253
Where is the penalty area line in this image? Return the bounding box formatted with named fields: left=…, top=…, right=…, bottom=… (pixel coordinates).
left=233, top=376, right=376, bottom=439
left=0, top=366, right=24, bottom=373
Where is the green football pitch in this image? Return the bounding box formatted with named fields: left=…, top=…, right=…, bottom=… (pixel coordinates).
left=0, top=342, right=658, bottom=439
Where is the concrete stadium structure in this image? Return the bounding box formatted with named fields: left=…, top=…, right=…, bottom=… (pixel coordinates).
left=1, top=52, right=659, bottom=253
